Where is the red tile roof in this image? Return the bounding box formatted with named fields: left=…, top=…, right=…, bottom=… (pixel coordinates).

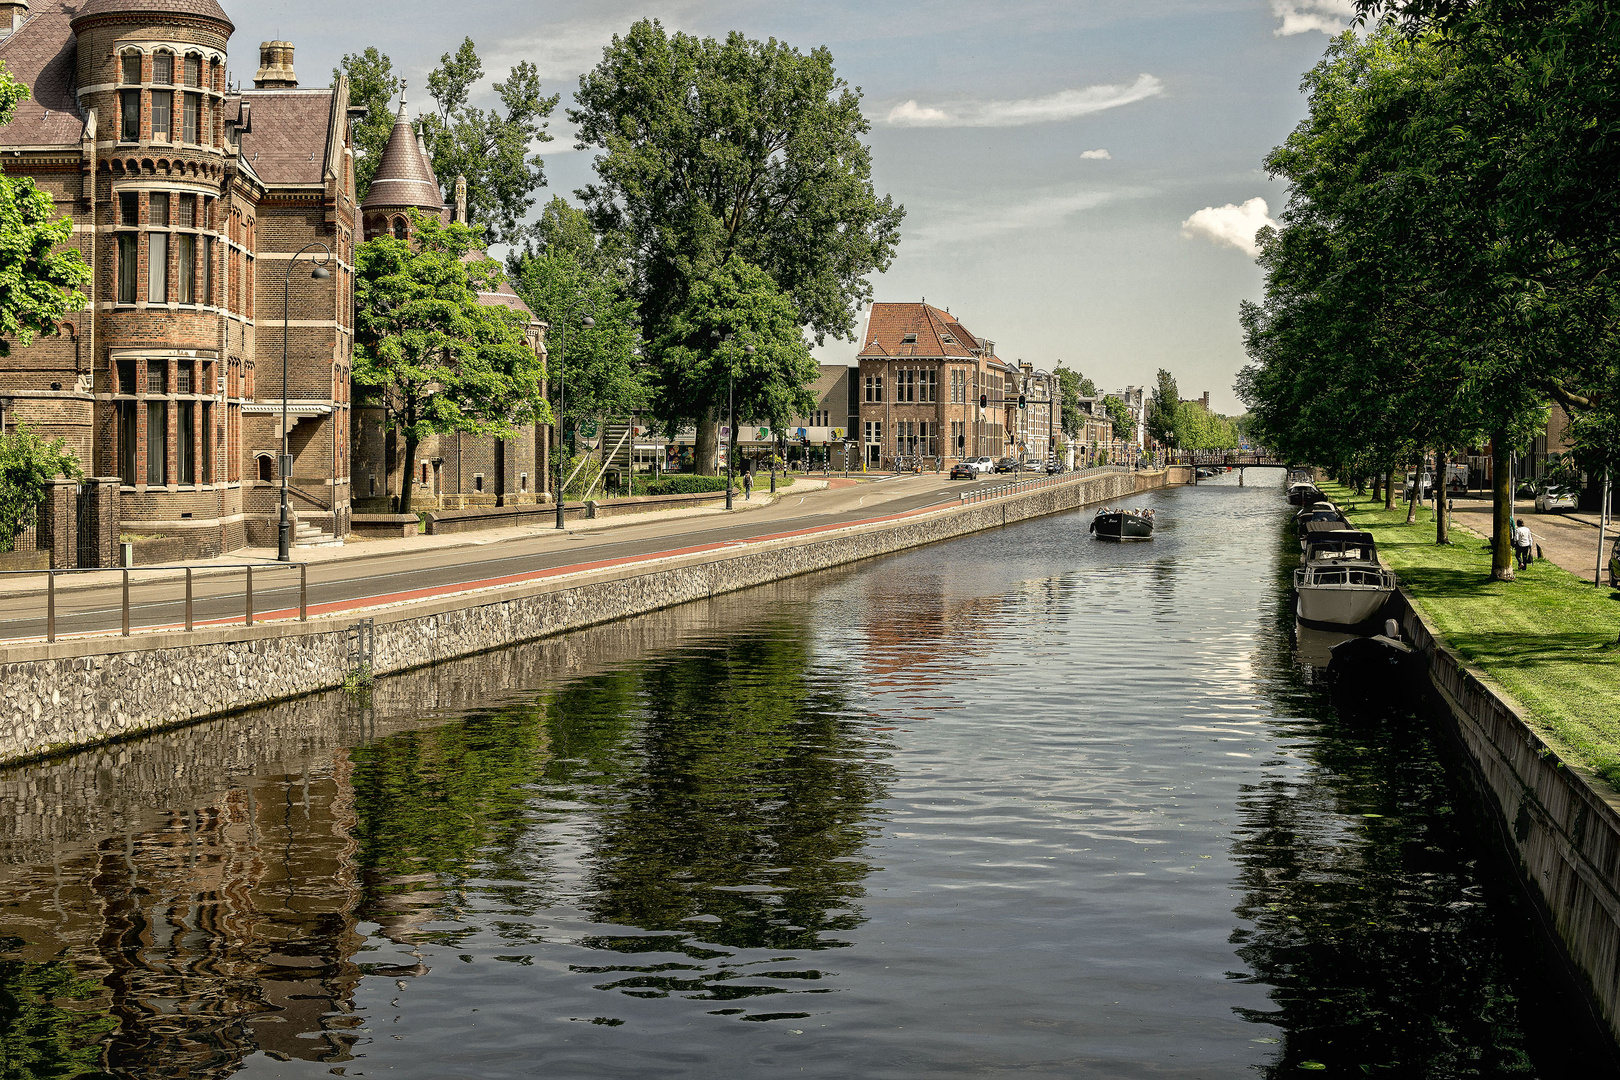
left=858, top=301, right=993, bottom=361
left=361, top=98, right=444, bottom=212
left=0, top=0, right=85, bottom=146
left=70, top=0, right=232, bottom=30
left=235, top=89, right=333, bottom=185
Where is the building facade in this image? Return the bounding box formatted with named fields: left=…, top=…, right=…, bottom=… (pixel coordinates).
left=0, top=0, right=357, bottom=555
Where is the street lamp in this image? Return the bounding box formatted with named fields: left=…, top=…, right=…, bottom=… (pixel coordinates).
left=555, top=312, right=595, bottom=530
left=279, top=242, right=332, bottom=562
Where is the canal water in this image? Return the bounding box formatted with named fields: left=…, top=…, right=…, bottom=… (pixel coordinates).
left=1, top=475, right=1612, bottom=1078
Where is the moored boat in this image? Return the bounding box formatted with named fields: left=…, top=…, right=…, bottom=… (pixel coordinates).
left=1090, top=508, right=1155, bottom=539
left=1294, top=530, right=1396, bottom=627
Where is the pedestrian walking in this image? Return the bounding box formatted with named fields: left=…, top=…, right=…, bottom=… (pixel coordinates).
left=743, top=470, right=753, bottom=500
left=1513, top=520, right=1533, bottom=570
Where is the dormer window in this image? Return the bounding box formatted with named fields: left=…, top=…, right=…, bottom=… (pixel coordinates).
left=901, top=333, right=917, bottom=344
left=942, top=334, right=956, bottom=344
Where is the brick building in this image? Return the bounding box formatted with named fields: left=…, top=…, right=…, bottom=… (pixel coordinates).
left=349, top=94, right=546, bottom=512
left=0, top=0, right=358, bottom=555
left=855, top=301, right=1034, bottom=468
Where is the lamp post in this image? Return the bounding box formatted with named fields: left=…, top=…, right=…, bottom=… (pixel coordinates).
left=279, top=242, right=332, bottom=562
left=554, top=312, right=595, bottom=530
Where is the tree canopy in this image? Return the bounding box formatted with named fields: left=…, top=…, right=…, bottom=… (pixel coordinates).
left=0, top=424, right=81, bottom=553
left=1146, top=368, right=1180, bottom=449
left=570, top=20, right=904, bottom=345
left=0, top=61, right=89, bottom=357
left=334, top=48, right=401, bottom=202
left=353, top=212, right=548, bottom=513
left=1053, top=365, right=1098, bottom=441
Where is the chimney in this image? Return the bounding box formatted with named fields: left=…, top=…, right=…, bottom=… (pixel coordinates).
left=454, top=174, right=467, bottom=224
left=253, top=41, right=297, bottom=89
left=0, top=0, right=28, bottom=38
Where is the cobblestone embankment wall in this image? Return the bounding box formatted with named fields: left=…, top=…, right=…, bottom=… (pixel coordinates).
left=0, top=469, right=1160, bottom=765
left=1394, top=591, right=1620, bottom=1046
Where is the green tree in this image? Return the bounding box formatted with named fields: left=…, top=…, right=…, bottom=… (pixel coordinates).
left=508, top=195, right=631, bottom=286
left=419, top=38, right=558, bottom=245
left=1146, top=368, right=1181, bottom=449
left=1053, top=365, right=1097, bottom=441
left=0, top=425, right=80, bottom=552
left=0, top=62, right=89, bottom=358
left=353, top=212, right=549, bottom=514
left=514, top=251, right=647, bottom=427
left=1102, top=395, right=1134, bottom=444
left=333, top=47, right=401, bottom=202
left=650, top=260, right=818, bottom=473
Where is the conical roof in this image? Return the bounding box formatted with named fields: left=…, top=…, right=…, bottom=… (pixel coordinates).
left=360, top=94, right=445, bottom=213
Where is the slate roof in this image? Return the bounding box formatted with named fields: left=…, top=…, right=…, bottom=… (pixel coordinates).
left=234, top=89, right=333, bottom=185
left=70, top=0, right=232, bottom=29
left=461, top=250, right=535, bottom=320
left=858, top=302, right=991, bottom=361
left=0, top=0, right=84, bottom=146
left=360, top=98, right=443, bottom=212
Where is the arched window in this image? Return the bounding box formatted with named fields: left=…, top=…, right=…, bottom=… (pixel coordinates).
left=393, top=217, right=407, bottom=241
left=120, top=50, right=142, bottom=85
left=257, top=454, right=273, bottom=482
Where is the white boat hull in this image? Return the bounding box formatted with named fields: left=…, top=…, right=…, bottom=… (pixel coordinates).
left=1295, top=583, right=1393, bottom=626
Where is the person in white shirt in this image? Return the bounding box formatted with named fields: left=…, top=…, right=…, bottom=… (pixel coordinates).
left=1513, top=521, right=1534, bottom=570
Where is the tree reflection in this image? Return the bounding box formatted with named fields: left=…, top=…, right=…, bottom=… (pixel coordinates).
left=0, top=947, right=115, bottom=1080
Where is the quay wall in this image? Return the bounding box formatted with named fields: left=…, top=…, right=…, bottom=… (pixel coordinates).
left=1394, top=590, right=1620, bottom=1046
left=0, top=468, right=1161, bottom=766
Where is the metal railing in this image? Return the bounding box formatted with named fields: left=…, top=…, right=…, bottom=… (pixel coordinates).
left=0, top=561, right=308, bottom=643
left=958, top=465, right=1122, bottom=505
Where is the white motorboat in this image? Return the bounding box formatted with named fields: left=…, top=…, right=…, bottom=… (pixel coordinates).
left=1294, top=530, right=1396, bottom=627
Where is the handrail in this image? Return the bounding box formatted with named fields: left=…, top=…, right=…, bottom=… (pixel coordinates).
left=286, top=483, right=332, bottom=511
left=0, top=561, right=309, bottom=643
left=957, top=465, right=1122, bottom=505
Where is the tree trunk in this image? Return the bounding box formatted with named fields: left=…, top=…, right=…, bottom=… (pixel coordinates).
left=1491, top=433, right=1515, bottom=580
left=1370, top=471, right=1381, bottom=503
left=1435, top=448, right=1450, bottom=545
left=695, top=413, right=719, bottom=476
left=397, top=430, right=420, bottom=516
left=1405, top=453, right=1419, bottom=524
left=1385, top=467, right=1397, bottom=510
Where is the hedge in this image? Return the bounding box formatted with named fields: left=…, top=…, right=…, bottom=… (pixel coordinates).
left=644, top=475, right=734, bottom=496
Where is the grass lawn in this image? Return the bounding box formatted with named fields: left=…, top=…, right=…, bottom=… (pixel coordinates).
left=1320, top=482, right=1620, bottom=788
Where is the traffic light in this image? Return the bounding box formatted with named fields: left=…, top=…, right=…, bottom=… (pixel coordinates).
left=1018, top=394, right=1027, bottom=410
left=979, top=393, right=988, bottom=409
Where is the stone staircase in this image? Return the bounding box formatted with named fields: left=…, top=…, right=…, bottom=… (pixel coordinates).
left=292, top=519, right=342, bottom=548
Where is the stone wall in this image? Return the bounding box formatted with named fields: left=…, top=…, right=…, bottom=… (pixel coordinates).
left=0, top=468, right=1160, bottom=765
left=1393, top=590, right=1620, bottom=1046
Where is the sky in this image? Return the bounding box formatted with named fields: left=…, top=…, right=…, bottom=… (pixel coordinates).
left=235, top=0, right=1359, bottom=413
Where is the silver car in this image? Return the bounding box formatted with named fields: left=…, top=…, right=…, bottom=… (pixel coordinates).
left=1535, top=483, right=1579, bottom=513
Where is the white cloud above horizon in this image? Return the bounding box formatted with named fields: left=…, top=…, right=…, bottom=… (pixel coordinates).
left=1181, top=197, right=1277, bottom=257
left=1080, top=148, right=1112, bottom=160
left=908, top=187, right=1149, bottom=251
left=1270, top=0, right=1356, bottom=35
left=883, top=74, right=1164, bottom=128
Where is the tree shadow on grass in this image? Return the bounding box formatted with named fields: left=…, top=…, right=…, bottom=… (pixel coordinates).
left=1389, top=565, right=1508, bottom=599
left=1441, top=629, right=1620, bottom=673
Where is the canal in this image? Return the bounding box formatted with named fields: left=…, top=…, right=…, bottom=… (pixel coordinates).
left=1, top=475, right=1613, bottom=1078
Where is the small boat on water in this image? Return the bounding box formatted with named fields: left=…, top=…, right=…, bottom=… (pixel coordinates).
left=1295, top=530, right=1396, bottom=627
left=1090, top=507, right=1155, bottom=539
left=1295, top=501, right=1351, bottom=547
left=1287, top=481, right=1323, bottom=506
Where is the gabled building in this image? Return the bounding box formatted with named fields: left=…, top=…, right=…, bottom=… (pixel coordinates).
left=0, top=1, right=357, bottom=555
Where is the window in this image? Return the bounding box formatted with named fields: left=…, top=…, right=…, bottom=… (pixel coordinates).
left=176, top=360, right=192, bottom=394
left=864, top=419, right=882, bottom=444
left=178, top=194, right=194, bottom=226
left=258, top=454, right=273, bottom=482
left=520, top=472, right=528, bottom=492
left=117, top=233, right=138, bottom=303
left=145, top=400, right=167, bottom=485
left=150, top=192, right=168, bottom=225
left=117, top=401, right=137, bottom=483
left=919, top=369, right=937, bottom=403
left=863, top=374, right=883, bottom=402
left=203, top=236, right=214, bottom=306
left=147, top=232, right=167, bottom=303
left=183, top=93, right=200, bottom=143
left=897, top=369, right=915, bottom=402
left=902, top=333, right=917, bottom=344
left=147, top=359, right=166, bottom=394
left=120, top=90, right=140, bottom=140
left=121, top=52, right=142, bottom=85
left=152, top=53, right=172, bottom=84
left=119, top=191, right=138, bottom=226
left=177, top=399, right=195, bottom=484
left=200, top=401, right=213, bottom=483
left=117, top=359, right=136, bottom=395
left=151, top=91, right=171, bottom=140
left=393, top=217, right=407, bottom=240
left=951, top=420, right=965, bottom=451
left=474, top=474, right=484, bottom=493
left=183, top=54, right=200, bottom=87
left=177, top=234, right=195, bottom=304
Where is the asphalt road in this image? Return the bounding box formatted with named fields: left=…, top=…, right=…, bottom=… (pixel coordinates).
left=0, top=470, right=1066, bottom=641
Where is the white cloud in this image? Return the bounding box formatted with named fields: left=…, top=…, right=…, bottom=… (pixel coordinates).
left=1270, top=0, right=1356, bottom=35
left=883, top=74, right=1164, bottom=128
left=1180, top=197, right=1277, bottom=257
left=908, top=187, right=1151, bottom=251
left=1079, top=148, right=1112, bottom=160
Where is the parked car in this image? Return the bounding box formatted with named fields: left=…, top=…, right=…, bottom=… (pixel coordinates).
left=1404, top=471, right=1434, bottom=497
left=994, top=456, right=1019, bottom=473
left=966, top=456, right=995, bottom=474
left=1535, top=482, right=1579, bottom=513
left=949, top=461, right=977, bottom=480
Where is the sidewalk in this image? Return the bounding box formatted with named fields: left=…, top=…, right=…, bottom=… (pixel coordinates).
left=1447, top=494, right=1613, bottom=584
left=0, top=477, right=843, bottom=598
